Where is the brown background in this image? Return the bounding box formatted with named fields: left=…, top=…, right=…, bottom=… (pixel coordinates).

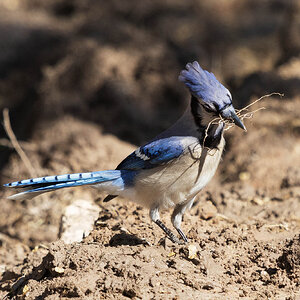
left=0, top=0, right=299, bottom=298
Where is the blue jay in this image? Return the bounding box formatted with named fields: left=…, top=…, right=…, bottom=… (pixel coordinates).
left=4, top=61, right=246, bottom=243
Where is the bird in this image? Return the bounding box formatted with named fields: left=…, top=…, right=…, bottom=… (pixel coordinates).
left=4, top=61, right=246, bottom=244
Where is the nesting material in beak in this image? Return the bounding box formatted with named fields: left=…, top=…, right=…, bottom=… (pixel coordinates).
left=220, top=105, right=246, bottom=131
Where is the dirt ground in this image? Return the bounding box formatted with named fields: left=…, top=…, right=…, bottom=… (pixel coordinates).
left=0, top=0, right=300, bottom=299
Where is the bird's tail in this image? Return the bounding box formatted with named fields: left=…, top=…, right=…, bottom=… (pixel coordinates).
left=4, top=170, right=126, bottom=201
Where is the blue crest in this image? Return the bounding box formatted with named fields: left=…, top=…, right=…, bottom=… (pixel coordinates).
left=179, top=61, right=232, bottom=110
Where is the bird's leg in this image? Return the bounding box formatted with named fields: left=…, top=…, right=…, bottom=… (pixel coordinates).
left=171, top=206, right=188, bottom=243
left=176, top=227, right=188, bottom=243
left=171, top=198, right=195, bottom=243
left=155, top=220, right=181, bottom=244
left=150, top=206, right=181, bottom=244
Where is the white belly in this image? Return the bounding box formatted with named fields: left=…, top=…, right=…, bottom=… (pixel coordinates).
left=123, top=137, right=225, bottom=209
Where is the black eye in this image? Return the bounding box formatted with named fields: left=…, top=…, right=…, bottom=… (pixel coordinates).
left=202, top=104, right=215, bottom=113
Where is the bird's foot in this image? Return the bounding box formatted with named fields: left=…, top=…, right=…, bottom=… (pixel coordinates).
left=176, top=228, right=189, bottom=243
left=155, top=220, right=182, bottom=244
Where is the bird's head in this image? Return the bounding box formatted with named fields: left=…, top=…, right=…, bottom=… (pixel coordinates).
left=179, top=61, right=246, bottom=130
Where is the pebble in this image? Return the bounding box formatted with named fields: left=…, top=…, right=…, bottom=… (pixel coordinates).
left=59, top=199, right=100, bottom=244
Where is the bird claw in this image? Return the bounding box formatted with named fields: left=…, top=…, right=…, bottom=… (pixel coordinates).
left=155, top=220, right=187, bottom=244
left=176, top=228, right=189, bottom=243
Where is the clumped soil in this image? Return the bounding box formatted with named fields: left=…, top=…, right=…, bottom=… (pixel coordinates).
left=0, top=0, right=300, bottom=299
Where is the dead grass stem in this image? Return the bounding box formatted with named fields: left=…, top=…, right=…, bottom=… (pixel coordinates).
left=2, top=108, right=37, bottom=178
left=203, top=92, right=284, bottom=148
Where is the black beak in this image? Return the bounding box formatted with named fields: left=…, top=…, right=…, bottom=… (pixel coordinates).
left=220, top=105, right=246, bottom=131
left=230, top=110, right=246, bottom=131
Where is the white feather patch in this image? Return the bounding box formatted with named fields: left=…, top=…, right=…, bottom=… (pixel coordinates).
left=135, top=148, right=150, bottom=161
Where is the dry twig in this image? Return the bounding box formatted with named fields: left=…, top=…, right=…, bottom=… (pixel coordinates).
left=2, top=108, right=37, bottom=178
left=202, top=92, right=284, bottom=148
left=0, top=138, right=37, bottom=151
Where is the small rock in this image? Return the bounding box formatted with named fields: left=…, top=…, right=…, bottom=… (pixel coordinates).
left=167, top=251, right=176, bottom=257
left=239, top=171, right=251, bottom=181
left=22, top=285, right=29, bottom=296
left=260, top=270, right=270, bottom=281
left=59, top=199, right=100, bottom=244
left=0, top=265, right=6, bottom=275
left=54, top=266, right=65, bottom=274
left=188, top=244, right=198, bottom=260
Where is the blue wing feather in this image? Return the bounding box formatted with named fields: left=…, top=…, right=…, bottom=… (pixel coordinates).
left=117, top=137, right=185, bottom=170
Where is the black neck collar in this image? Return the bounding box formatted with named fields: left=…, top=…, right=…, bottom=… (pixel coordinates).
left=190, top=96, right=224, bottom=149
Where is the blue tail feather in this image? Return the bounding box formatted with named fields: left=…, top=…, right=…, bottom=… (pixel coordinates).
left=4, top=170, right=126, bottom=201
left=4, top=171, right=118, bottom=188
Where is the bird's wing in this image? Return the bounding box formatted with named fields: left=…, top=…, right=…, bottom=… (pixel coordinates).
left=117, top=136, right=191, bottom=170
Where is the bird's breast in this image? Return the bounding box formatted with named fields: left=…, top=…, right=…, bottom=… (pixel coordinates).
left=132, top=136, right=225, bottom=209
